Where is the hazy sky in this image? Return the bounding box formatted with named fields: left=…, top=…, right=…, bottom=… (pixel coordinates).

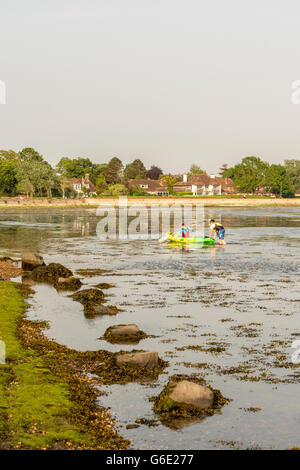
left=1, top=0, right=300, bottom=174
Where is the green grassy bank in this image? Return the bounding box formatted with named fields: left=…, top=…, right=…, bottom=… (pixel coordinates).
left=0, top=282, right=127, bottom=450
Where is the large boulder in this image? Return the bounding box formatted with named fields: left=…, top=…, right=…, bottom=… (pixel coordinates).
left=169, top=380, right=213, bottom=410
left=104, top=324, right=145, bottom=344
left=153, top=375, right=228, bottom=422
left=109, top=324, right=140, bottom=337
left=22, top=252, right=45, bottom=271
left=31, top=263, right=73, bottom=284
left=116, top=351, right=158, bottom=369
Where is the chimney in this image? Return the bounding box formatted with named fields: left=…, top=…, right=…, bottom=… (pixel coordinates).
left=183, top=174, right=188, bottom=183
left=85, top=173, right=89, bottom=181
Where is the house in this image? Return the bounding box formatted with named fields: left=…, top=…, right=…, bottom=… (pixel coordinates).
left=295, top=188, right=300, bottom=197
left=173, top=174, right=235, bottom=196
left=68, top=174, right=97, bottom=197
left=128, top=179, right=169, bottom=196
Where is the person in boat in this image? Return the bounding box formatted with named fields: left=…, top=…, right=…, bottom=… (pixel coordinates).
left=180, top=223, right=193, bottom=238
left=209, top=219, right=226, bottom=245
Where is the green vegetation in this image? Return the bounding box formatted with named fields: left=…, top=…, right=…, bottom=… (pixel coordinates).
left=0, top=282, right=127, bottom=449
left=224, top=156, right=295, bottom=197
left=188, top=164, right=206, bottom=177
left=285, top=159, right=300, bottom=191
left=124, top=158, right=147, bottom=180
left=1, top=146, right=300, bottom=198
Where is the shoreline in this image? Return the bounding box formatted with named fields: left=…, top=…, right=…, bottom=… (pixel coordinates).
left=0, top=276, right=130, bottom=450
left=0, top=196, right=300, bottom=209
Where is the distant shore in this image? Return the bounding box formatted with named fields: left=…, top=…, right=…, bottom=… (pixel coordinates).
left=0, top=196, right=300, bottom=209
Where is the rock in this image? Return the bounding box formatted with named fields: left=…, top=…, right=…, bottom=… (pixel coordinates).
left=116, top=351, right=158, bottom=369
left=70, top=288, right=119, bottom=318
left=104, top=324, right=145, bottom=344
left=94, top=282, right=114, bottom=290
left=126, top=424, right=140, bottom=429
left=91, top=304, right=117, bottom=316
left=55, top=276, right=82, bottom=291
left=169, top=380, right=213, bottom=410
left=109, top=324, right=140, bottom=337
left=71, top=288, right=105, bottom=305
left=21, top=252, right=45, bottom=271
left=32, top=263, right=73, bottom=284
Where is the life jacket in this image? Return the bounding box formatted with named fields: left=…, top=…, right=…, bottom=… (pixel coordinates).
left=212, top=222, right=224, bottom=232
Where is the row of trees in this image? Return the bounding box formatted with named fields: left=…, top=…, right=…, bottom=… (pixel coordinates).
left=1, top=148, right=299, bottom=197
left=220, top=157, right=300, bottom=197
left=0, top=149, right=165, bottom=197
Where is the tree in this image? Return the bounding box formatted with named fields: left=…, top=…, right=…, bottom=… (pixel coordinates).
left=59, top=175, right=71, bottom=198
left=160, top=174, right=178, bottom=193
left=147, top=165, right=163, bottom=180
left=284, top=160, right=300, bottom=191
left=219, top=164, right=229, bottom=176
left=188, top=164, right=205, bottom=177
left=225, top=156, right=269, bottom=193
left=91, top=163, right=108, bottom=183
left=108, top=184, right=128, bottom=196
left=0, top=150, right=20, bottom=161
left=266, top=164, right=294, bottom=197
left=15, top=160, right=57, bottom=197
left=123, top=159, right=147, bottom=181
left=16, top=179, right=34, bottom=198
left=130, top=185, right=146, bottom=196
left=103, top=157, right=123, bottom=184
left=19, top=147, right=44, bottom=162
left=0, top=160, right=18, bottom=194
left=56, top=157, right=94, bottom=178
left=95, top=174, right=108, bottom=193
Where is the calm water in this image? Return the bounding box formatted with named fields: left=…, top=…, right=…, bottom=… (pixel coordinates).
left=0, top=206, right=299, bottom=450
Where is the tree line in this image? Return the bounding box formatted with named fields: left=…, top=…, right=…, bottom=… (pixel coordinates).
left=0, top=148, right=299, bottom=197
left=0, top=149, right=165, bottom=197
left=220, top=157, right=300, bottom=197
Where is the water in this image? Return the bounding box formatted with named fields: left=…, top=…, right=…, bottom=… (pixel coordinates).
left=0, top=206, right=299, bottom=449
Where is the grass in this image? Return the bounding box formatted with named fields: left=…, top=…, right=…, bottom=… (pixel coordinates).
left=0, top=282, right=96, bottom=449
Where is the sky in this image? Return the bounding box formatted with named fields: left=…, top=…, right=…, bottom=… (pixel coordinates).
left=1, top=0, right=300, bottom=174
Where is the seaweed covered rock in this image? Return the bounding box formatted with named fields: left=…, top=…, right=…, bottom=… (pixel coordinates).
left=70, top=288, right=112, bottom=317
left=169, top=380, right=213, bottom=409
left=22, top=252, right=45, bottom=271
left=94, top=282, right=115, bottom=290
left=71, top=288, right=105, bottom=304
left=153, top=375, right=229, bottom=421
left=116, top=351, right=158, bottom=369
left=87, top=304, right=118, bottom=318
left=104, top=324, right=146, bottom=344
left=55, top=276, right=82, bottom=291
left=32, top=263, right=73, bottom=284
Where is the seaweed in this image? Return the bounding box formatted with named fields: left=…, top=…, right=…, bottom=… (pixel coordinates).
left=31, top=263, right=73, bottom=284
left=153, top=374, right=230, bottom=423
